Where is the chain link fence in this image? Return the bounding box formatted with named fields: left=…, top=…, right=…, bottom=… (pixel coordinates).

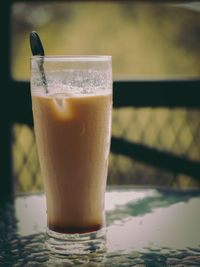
left=12, top=107, right=200, bottom=193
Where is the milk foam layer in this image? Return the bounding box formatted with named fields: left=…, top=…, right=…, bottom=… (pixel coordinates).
left=31, top=68, right=112, bottom=96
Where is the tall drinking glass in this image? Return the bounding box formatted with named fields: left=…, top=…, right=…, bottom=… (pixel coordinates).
left=30, top=56, right=112, bottom=254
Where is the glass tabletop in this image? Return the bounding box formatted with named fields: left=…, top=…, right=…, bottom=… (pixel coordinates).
left=0, top=186, right=200, bottom=266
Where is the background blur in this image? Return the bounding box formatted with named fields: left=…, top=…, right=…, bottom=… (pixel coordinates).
left=11, top=2, right=200, bottom=193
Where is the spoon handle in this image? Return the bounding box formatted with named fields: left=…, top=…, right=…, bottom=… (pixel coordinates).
left=30, top=31, right=48, bottom=94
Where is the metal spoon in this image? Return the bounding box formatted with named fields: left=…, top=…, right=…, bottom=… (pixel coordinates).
left=30, top=31, right=48, bottom=94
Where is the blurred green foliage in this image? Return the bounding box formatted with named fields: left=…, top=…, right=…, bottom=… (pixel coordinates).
left=11, top=2, right=200, bottom=80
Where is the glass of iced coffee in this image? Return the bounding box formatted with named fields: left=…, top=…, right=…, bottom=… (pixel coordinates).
left=30, top=56, right=112, bottom=254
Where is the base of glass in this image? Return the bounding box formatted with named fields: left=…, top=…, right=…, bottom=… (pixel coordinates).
left=46, top=227, right=106, bottom=255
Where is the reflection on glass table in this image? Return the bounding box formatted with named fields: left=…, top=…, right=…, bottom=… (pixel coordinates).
left=1, top=186, right=200, bottom=266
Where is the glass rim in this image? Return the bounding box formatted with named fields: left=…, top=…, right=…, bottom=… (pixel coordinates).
left=31, top=55, right=112, bottom=62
